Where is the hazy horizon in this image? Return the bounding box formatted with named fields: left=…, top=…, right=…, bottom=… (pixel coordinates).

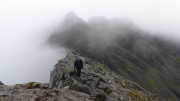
left=0, top=0, right=180, bottom=85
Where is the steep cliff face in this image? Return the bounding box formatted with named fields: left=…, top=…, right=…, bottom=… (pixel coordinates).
left=49, top=51, right=162, bottom=101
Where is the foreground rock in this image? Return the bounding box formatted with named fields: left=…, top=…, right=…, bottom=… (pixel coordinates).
left=49, top=51, right=163, bottom=101
left=0, top=83, right=91, bottom=101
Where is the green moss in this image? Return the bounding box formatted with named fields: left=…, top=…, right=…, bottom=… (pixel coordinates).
left=145, top=67, right=159, bottom=91
left=15, top=84, right=23, bottom=86
left=98, top=64, right=109, bottom=72
left=127, top=90, right=147, bottom=101
left=15, top=84, right=20, bottom=86
left=176, top=57, right=180, bottom=61
left=15, top=82, right=37, bottom=88
left=104, top=87, right=112, bottom=95
left=22, top=82, right=37, bottom=89
left=69, top=85, right=77, bottom=90
left=27, top=82, right=37, bottom=86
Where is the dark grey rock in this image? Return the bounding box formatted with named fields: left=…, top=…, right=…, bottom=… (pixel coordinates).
left=48, top=51, right=163, bottom=101
left=0, top=81, right=4, bottom=85
left=0, top=85, right=92, bottom=101
left=97, top=81, right=108, bottom=89
left=31, top=83, right=40, bottom=89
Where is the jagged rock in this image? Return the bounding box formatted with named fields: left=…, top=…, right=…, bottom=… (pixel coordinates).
left=0, top=81, right=4, bottom=85
left=0, top=51, right=163, bottom=101
left=40, top=83, right=49, bottom=89
left=31, top=82, right=41, bottom=89
left=97, top=81, right=108, bottom=89
left=0, top=84, right=92, bottom=101
left=49, top=51, right=163, bottom=101
left=13, top=82, right=49, bottom=89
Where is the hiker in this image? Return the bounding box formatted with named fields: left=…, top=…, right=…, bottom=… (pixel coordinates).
left=74, top=57, right=83, bottom=77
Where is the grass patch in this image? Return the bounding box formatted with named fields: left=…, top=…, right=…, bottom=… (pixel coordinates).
left=127, top=90, right=147, bottom=101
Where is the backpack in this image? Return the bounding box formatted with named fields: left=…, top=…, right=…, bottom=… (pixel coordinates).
left=75, top=58, right=83, bottom=68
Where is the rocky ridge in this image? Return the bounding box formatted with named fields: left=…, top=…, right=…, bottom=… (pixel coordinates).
left=49, top=51, right=162, bottom=101
left=0, top=51, right=163, bottom=101
left=48, top=12, right=180, bottom=100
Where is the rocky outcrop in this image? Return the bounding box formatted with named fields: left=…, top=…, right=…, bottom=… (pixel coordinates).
left=0, top=81, right=4, bottom=85
left=49, top=51, right=163, bottom=101
left=0, top=83, right=92, bottom=101
left=0, top=51, right=163, bottom=101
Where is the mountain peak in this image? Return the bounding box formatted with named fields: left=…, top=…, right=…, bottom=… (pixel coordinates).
left=64, top=11, right=81, bottom=22
left=0, top=81, right=4, bottom=85
left=48, top=14, right=180, bottom=100
left=60, top=11, right=87, bottom=28
left=65, top=11, right=77, bottom=18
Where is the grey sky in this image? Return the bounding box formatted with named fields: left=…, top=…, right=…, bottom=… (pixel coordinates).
left=0, top=0, right=180, bottom=85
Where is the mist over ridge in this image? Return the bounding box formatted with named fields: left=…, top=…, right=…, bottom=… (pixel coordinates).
left=47, top=12, right=180, bottom=100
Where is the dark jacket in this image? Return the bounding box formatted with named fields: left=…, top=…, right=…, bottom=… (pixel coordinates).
left=74, top=58, right=83, bottom=69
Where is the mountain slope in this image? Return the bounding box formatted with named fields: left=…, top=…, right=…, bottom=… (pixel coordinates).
left=48, top=12, right=180, bottom=101
left=0, top=51, right=162, bottom=101
left=49, top=51, right=162, bottom=101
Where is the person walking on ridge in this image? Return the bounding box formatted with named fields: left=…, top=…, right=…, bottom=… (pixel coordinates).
left=74, top=57, right=83, bottom=77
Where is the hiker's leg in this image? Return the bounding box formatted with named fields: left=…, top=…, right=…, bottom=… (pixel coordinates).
left=77, top=69, right=81, bottom=77
left=79, top=69, right=81, bottom=77
left=75, top=67, right=78, bottom=76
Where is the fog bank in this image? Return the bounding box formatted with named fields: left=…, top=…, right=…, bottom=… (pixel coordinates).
left=1, top=0, right=180, bottom=85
